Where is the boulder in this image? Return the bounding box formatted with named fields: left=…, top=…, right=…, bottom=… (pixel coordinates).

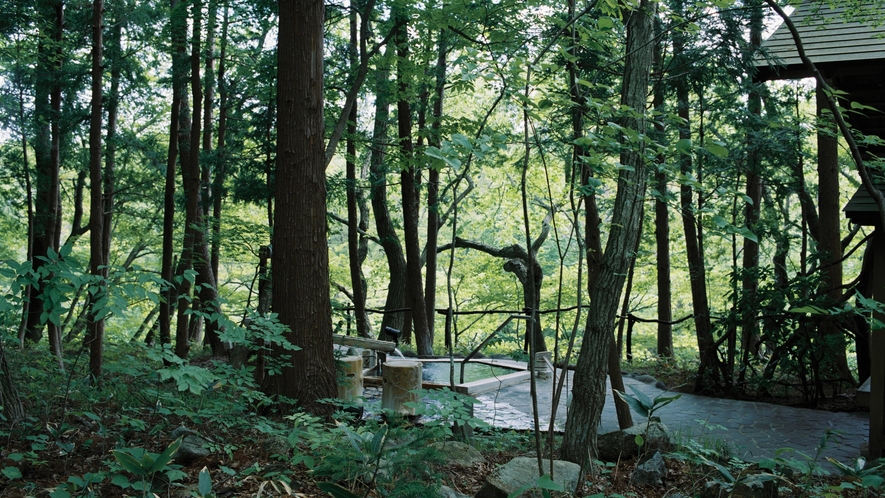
left=430, top=441, right=485, bottom=467
left=170, top=427, right=211, bottom=465
left=476, top=457, right=581, bottom=498
left=596, top=421, right=672, bottom=462
left=630, top=451, right=666, bottom=486
left=261, top=435, right=291, bottom=457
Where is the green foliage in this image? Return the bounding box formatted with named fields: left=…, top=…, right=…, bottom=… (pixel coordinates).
left=307, top=418, right=444, bottom=498
left=405, top=388, right=489, bottom=438
left=614, top=384, right=681, bottom=422
left=506, top=474, right=565, bottom=498
left=110, top=437, right=184, bottom=495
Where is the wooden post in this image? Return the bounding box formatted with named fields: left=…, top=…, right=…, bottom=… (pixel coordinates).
left=870, top=229, right=885, bottom=458
left=534, top=351, right=552, bottom=379
left=337, top=355, right=364, bottom=402
left=382, top=360, right=423, bottom=416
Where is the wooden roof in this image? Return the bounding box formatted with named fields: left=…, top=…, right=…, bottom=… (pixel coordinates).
left=845, top=184, right=885, bottom=225
left=755, top=1, right=885, bottom=81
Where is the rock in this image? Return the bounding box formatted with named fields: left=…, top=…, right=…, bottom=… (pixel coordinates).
left=439, top=485, right=471, bottom=498
left=170, top=428, right=211, bottom=465
left=430, top=441, right=485, bottom=466
left=630, top=451, right=666, bottom=486
left=261, top=435, right=291, bottom=457
left=476, top=457, right=580, bottom=498
left=596, top=421, right=672, bottom=462
left=632, top=373, right=658, bottom=385
left=655, top=380, right=668, bottom=390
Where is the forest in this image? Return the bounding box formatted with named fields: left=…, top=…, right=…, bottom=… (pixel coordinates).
left=2, top=0, right=885, bottom=496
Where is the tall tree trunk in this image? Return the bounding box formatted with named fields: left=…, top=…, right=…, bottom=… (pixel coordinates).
left=86, top=0, right=105, bottom=379
left=652, top=18, right=672, bottom=358
left=17, top=73, right=34, bottom=348
left=46, top=0, right=64, bottom=365
left=424, top=30, right=447, bottom=340
left=739, top=0, right=763, bottom=383
left=369, top=49, right=408, bottom=340
left=567, top=0, right=631, bottom=428
left=816, top=85, right=852, bottom=382
left=211, top=0, right=229, bottom=283
left=561, top=0, right=654, bottom=466
left=103, top=21, right=120, bottom=312
left=174, top=0, right=204, bottom=357
left=161, top=0, right=188, bottom=351
left=395, top=9, right=432, bottom=355
left=672, top=0, right=721, bottom=391
left=26, top=0, right=64, bottom=347
left=346, top=3, right=369, bottom=338
left=263, top=0, right=337, bottom=417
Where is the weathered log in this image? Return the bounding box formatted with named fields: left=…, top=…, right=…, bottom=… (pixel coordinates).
left=332, top=334, right=397, bottom=352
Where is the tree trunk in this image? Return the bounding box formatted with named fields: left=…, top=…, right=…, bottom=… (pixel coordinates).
left=0, top=345, right=24, bottom=428
left=25, top=0, right=64, bottom=346
left=395, top=8, right=432, bottom=356
left=424, top=30, right=447, bottom=341
left=369, top=48, right=408, bottom=340
left=568, top=0, right=632, bottom=427
left=346, top=4, right=369, bottom=339
left=652, top=19, right=671, bottom=358
left=816, top=85, right=852, bottom=382
left=17, top=83, right=34, bottom=348
left=161, top=0, right=188, bottom=350
left=86, top=0, right=105, bottom=379
left=262, top=0, right=337, bottom=417
left=561, top=0, right=654, bottom=466
left=211, top=0, right=229, bottom=288
left=671, top=0, right=721, bottom=391
left=739, top=0, right=763, bottom=383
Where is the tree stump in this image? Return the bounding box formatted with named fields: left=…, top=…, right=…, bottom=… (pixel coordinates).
left=382, top=360, right=422, bottom=416
left=337, top=356, right=364, bottom=401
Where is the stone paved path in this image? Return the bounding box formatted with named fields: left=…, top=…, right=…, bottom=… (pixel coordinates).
left=470, top=370, right=869, bottom=466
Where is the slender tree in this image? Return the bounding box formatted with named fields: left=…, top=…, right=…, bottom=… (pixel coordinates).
left=369, top=46, right=409, bottom=341
left=561, top=0, right=655, bottom=465
left=394, top=6, right=432, bottom=355
left=86, top=0, right=105, bottom=379
left=162, top=0, right=187, bottom=353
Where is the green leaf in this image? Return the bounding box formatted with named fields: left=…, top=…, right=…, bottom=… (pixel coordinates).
left=634, top=434, right=645, bottom=447
left=675, top=138, right=692, bottom=155
left=705, top=142, right=729, bottom=158
left=535, top=474, right=565, bottom=491
left=110, top=473, right=131, bottom=488
left=149, top=437, right=182, bottom=473
left=788, top=305, right=829, bottom=315
left=2, top=466, right=22, bottom=480
left=48, top=489, right=71, bottom=498
left=198, top=468, right=213, bottom=496
left=370, top=424, right=388, bottom=456
left=112, top=450, right=149, bottom=476
left=862, top=474, right=884, bottom=488
left=507, top=483, right=534, bottom=498
left=628, top=384, right=654, bottom=411
left=317, top=482, right=362, bottom=498
left=615, top=389, right=649, bottom=418
left=598, top=16, right=614, bottom=29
